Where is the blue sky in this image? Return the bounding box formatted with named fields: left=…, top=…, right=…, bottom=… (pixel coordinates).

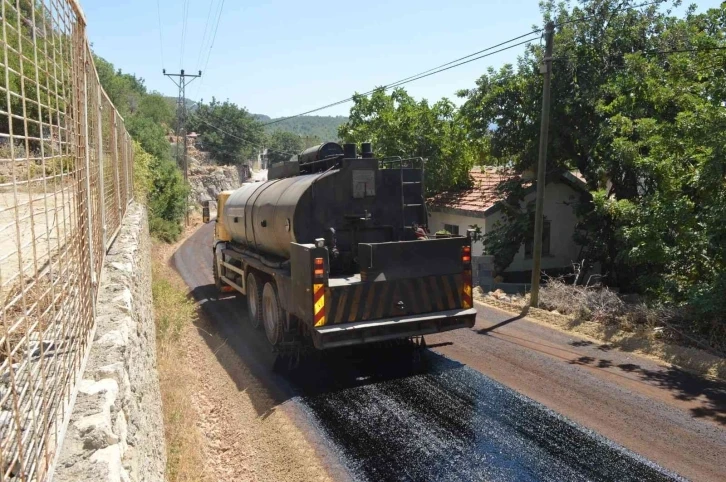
left=82, top=0, right=722, bottom=118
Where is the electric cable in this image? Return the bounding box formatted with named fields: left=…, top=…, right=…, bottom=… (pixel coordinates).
left=262, top=0, right=667, bottom=127
left=156, top=0, right=165, bottom=68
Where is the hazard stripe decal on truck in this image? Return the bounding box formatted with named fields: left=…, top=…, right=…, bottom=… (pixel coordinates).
left=314, top=283, right=326, bottom=327
left=324, top=274, right=464, bottom=325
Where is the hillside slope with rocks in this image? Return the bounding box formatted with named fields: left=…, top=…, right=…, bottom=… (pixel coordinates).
left=186, top=148, right=250, bottom=205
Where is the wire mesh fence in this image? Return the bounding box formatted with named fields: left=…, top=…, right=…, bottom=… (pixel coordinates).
left=0, top=1, right=134, bottom=480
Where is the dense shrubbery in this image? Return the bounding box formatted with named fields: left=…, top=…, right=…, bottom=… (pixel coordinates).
left=96, top=55, right=188, bottom=242
left=254, top=114, right=347, bottom=141
left=132, top=140, right=188, bottom=242
left=454, top=0, right=726, bottom=334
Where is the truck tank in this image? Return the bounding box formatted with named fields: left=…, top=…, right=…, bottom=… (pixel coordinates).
left=222, top=151, right=425, bottom=261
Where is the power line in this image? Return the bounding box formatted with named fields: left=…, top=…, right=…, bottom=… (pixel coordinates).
left=195, top=114, right=297, bottom=156
left=196, top=0, right=217, bottom=71
left=262, top=0, right=667, bottom=128
left=263, top=36, right=539, bottom=127
left=193, top=0, right=226, bottom=102
left=180, top=0, right=190, bottom=69
left=183, top=98, right=299, bottom=157
left=202, top=0, right=226, bottom=75
left=156, top=0, right=165, bottom=68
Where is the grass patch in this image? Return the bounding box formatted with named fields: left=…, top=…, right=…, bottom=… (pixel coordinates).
left=152, top=250, right=205, bottom=481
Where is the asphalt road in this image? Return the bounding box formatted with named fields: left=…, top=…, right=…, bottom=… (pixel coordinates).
left=174, top=222, right=726, bottom=481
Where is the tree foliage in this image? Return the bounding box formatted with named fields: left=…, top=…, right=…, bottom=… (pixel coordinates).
left=96, top=54, right=186, bottom=241
left=458, top=0, right=726, bottom=320
left=265, top=131, right=304, bottom=164
left=189, top=98, right=264, bottom=165
left=0, top=2, right=66, bottom=143
left=338, top=88, right=476, bottom=194
left=255, top=114, right=347, bottom=141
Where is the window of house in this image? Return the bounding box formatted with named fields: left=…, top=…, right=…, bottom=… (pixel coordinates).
left=444, top=223, right=460, bottom=235
left=524, top=220, right=551, bottom=258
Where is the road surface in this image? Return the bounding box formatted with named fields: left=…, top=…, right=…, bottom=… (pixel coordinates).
left=174, top=222, right=726, bottom=481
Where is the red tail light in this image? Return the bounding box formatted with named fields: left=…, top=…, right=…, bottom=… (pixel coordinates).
left=314, top=257, right=324, bottom=278
left=462, top=245, right=471, bottom=265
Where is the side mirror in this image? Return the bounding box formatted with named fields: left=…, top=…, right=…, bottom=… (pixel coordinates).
left=202, top=206, right=210, bottom=223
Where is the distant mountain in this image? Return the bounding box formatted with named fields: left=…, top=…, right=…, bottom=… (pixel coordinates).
left=253, top=114, right=348, bottom=142
left=165, top=96, right=347, bottom=141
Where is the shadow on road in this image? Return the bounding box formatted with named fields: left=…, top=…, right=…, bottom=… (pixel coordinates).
left=186, top=282, right=464, bottom=414
left=570, top=355, right=726, bottom=425
left=477, top=314, right=527, bottom=334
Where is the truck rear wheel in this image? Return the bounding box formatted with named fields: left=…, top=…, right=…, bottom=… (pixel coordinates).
left=246, top=272, right=263, bottom=329
left=262, top=282, right=283, bottom=346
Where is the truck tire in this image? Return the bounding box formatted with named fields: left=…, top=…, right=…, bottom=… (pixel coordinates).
left=262, top=282, right=283, bottom=346
left=246, top=272, right=263, bottom=329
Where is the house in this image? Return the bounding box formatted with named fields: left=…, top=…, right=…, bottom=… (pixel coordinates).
left=427, top=167, right=591, bottom=281
left=186, top=132, right=199, bottom=147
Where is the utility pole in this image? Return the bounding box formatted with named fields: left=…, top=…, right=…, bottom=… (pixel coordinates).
left=529, top=21, right=555, bottom=308
left=164, top=68, right=201, bottom=225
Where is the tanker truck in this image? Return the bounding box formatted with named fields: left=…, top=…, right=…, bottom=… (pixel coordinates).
left=212, top=142, right=476, bottom=350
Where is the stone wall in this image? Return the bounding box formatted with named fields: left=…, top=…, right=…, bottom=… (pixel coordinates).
left=54, top=203, right=165, bottom=482
left=189, top=163, right=249, bottom=205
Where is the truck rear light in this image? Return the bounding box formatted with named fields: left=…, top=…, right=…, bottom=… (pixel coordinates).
left=314, top=257, right=324, bottom=278
left=462, top=245, right=471, bottom=264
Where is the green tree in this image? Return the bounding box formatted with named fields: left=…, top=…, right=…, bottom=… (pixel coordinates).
left=338, top=88, right=476, bottom=193
left=0, top=2, right=63, bottom=144
left=136, top=93, right=174, bottom=126
left=266, top=131, right=304, bottom=164
left=147, top=152, right=189, bottom=242
left=189, top=98, right=264, bottom=164
left=459, top=0, right=726, bottom=322
left=96, top=54, right=187, bottom=242
left=259, top=115, right=347, bottom=141
left=94, top=55, right=147, bottom=118
left=126, top=115, right=170, bottom=161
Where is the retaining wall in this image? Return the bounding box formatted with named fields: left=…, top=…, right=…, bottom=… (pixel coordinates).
left=54, top=203, right=165, bottom=482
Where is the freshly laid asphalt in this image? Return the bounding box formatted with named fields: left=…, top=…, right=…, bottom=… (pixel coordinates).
left=174, top=222, right=724, bottom=481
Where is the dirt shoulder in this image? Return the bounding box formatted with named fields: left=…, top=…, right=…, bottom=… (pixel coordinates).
left=153, top=219, right=337, bottom=482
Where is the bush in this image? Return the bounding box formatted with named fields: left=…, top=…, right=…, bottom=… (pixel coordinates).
left=149, top=216, right=183, bottom=243
left=539, top=277, right=625, bottom=324
left=537, top=277, right=725, bottom=352
left=133, top=141, right=188, bottom=243
left=133, top=140, right=152, bottom=203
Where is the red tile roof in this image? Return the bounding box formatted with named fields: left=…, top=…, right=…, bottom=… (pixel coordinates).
left=428, top=167, right=520, bottom=213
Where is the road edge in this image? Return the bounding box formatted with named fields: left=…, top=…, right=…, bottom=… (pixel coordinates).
left=475, top=297, right=726, bottom=381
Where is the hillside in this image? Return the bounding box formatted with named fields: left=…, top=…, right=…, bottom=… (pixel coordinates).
left=164, top=96, right=347, bottom=141
left=163, top=96, right=198, bottom=114
left=253, top=114, right=348, bottom=142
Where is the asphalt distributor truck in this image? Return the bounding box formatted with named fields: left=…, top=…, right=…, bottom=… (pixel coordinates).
left=211, top=142, right=476, bottom=351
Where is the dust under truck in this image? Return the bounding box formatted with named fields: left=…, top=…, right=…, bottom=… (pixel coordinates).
left=211, top=142, right=477, bottom=349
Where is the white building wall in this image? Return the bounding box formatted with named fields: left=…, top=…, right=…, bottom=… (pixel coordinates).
left=508, top=181, right=582, bottom=272
left=426, top=211, right=486, bottom=256
left=428, top=181, right=582, bottom=272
